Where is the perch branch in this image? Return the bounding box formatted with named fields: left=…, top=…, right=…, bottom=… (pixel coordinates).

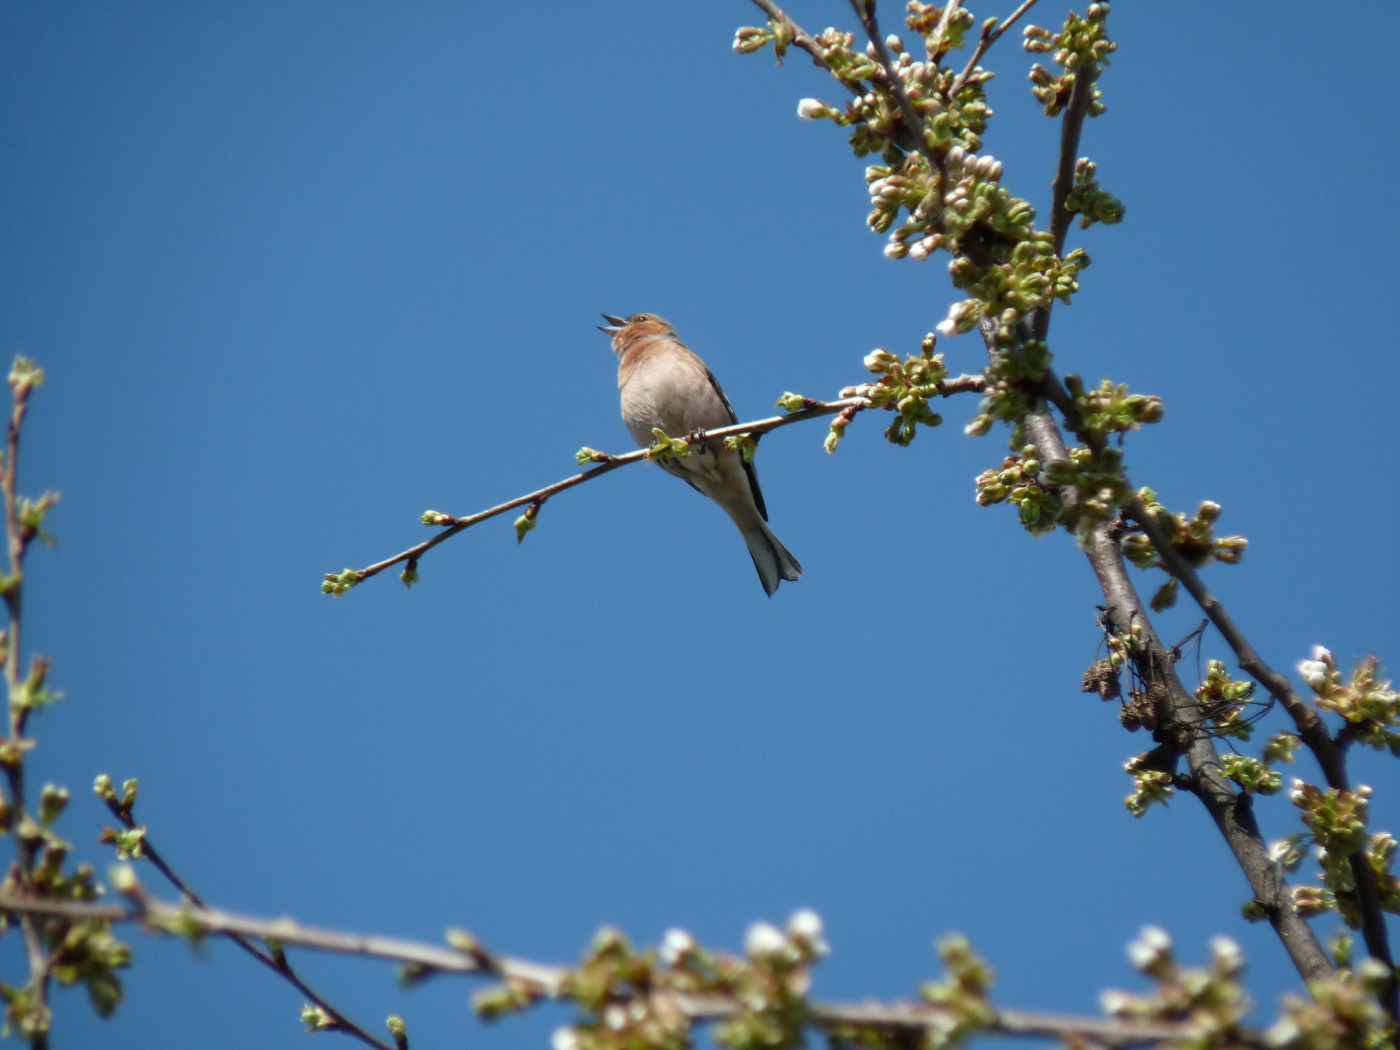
left=331, top=379, right=984, bottom=589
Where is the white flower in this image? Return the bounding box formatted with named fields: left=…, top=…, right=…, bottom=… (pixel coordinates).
left=797, top=98, right=831, bottom=121
left=1297, top=659, right=1328, bottom=690
left=1265, top=1018, right=1301, bottom=1046
left=1127, top=925, right=1172, bottom=970
left=1099, top=989, right=1133, bottom=1016
left=1209, top=936, right=1243, bottom=974
left=787, top=908, right=824, bottom=940
left=551, top=1028, right=580, bottom=1050
left=660, top=928, right=696, bottom=966
left=744, top=921, right=790, bottom=958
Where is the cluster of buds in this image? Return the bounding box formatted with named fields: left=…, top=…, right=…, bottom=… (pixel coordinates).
left=1298, top=648, right=1400, bottom=753
left=1065, top=158, right=1125, bottom=228
left=1267, top=964, right=1393, bottom=1049
left=962, top=336, right=1053, bottom=439
left=1068, top=375, right=1163, bottom=438
left=1123, top=754, right=1174, bottom=816
left=1023, top=5, right=1115, bottom=117
left=837, top=336, right=948, bottom=449
left=1122, top=495, right=1248, bottom=584
left=918, top=935, right=996, bottom=1048
left=542, top=912, right=829, bottom=1050
left=732, top=20, right=794, bottom=59
left=1193, top=660, right=1258, bottom=740
left=1287, top=781, right=1399, bottom=926
left=1039, top=444, right=1134, bottom=549
left=786, top=22, right=990, bottom=158
left=973, top=446, right=1056, bottom=535
left=1221, top=752, right=1282, bottom=795
left=1099, top=928, right=1251, bottom=1044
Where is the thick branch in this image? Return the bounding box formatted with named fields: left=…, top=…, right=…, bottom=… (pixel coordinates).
left=0, top=892, right=1270, bottom=1048
left=1000, top=16, right=1357, bottom=989
left=1122, top=496, right=1399, bottom=1018
left=1016, top=402, right=1333, bottom=984
left=333, top=380, right=985, bottom=588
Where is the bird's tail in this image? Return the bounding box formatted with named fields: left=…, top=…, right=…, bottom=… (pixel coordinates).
left=743, top=521, right=802, bottom=598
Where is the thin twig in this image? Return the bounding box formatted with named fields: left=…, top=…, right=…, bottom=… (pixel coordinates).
left=0, top=892, right=1272, bottom=1048
left=335, top=379, right=985, bottom=587
left=746, top=0, right=841, bottom=81
left=1031, top=46, right=1096, bottom=346
left=848, top=0, right=927, bottom=154
left=97, top=795, right=394, bottom=1050
left=2, top=372, right=51, bottom=1049
left=950, top=0, right=1042, bottom=96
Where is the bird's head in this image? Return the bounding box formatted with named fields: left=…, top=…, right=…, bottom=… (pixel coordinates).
left=599, top=313, right=679, bottom=356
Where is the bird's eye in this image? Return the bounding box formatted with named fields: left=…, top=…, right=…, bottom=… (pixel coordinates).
left=631, top=314, right=650, bottom=323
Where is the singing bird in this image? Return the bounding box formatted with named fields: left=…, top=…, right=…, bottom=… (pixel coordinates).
left=600, top=313, right=802, bottom=597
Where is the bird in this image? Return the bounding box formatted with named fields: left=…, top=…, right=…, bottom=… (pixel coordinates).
left=599, top=313, right=802, bottom=597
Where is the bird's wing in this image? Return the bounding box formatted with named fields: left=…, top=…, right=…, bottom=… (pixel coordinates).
left=702, top=364, right=768, bottom=523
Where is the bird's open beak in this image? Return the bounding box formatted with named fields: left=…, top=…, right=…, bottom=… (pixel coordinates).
left=598, top=313, right=627, bottom=335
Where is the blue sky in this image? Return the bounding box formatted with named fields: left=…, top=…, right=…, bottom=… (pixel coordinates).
left=2, top=3, right=1398, bottom=1047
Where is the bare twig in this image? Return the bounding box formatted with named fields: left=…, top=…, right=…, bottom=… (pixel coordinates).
left=333, top=379, right=985, bottom=588
left=96, top=795, right=394, bottom=1050
left=0, top=892, right=1271, bottom=1048
left=950, top=0, right=1042, bottom=96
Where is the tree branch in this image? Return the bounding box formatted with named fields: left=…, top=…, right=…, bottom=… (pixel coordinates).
left=328, top=380, right=985, bottom=591
left=848, top=0, right=928, bottom=153
left=1000, top=23, right=1340, bottom=988
left=0, top=891, right=1272, bottom=1049
left=745, top=0, right=842, bottom=80
left=1121, top=496, right=1399, bottom=1020
left=1031, top=36, right=1096, bottom=346
left=950, top=0, right=1043, bottom=97
left=97, top=792, right=394, bottom=1050
left=2, top=366, right=51, bottom=1049
left=1014, top=396, right=1334, bottom=984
